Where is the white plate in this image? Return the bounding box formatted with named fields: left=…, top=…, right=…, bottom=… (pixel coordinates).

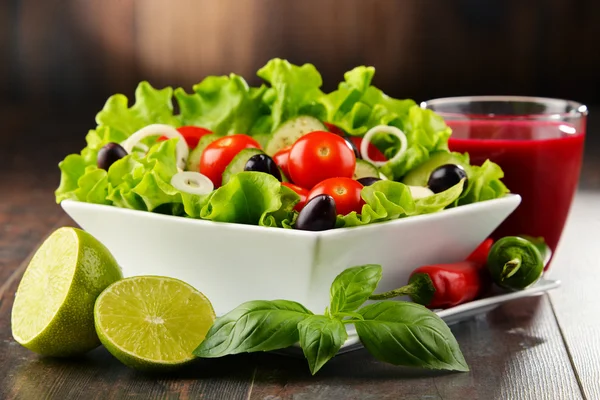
left=277, top=277, right=560, bottom=357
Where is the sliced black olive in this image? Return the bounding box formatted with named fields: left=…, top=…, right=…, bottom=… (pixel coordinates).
left=97, top=142, right=128, bottom=170
left=343, top=136, right=361, bottom=159
left=295, top=195, right=337, bottom=231
left=357, top=177, right=381, bottom=186
left=427, top=164, right=468, bottom=193
left=244, top=154, right=282, bottom=182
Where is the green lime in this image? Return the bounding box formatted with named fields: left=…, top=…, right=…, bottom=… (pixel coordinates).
left=94, top=276, right=216, bottom=371
left=11, top=227, right=123, bottom=356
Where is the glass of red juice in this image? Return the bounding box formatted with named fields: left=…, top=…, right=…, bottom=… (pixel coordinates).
left=421, top=96, right=587, bottom=268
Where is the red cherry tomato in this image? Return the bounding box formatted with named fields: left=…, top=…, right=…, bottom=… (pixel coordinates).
left=200, top=134, right=261, bottom=187
left=466, top=238, right=494, bottom=267
left=288, top=131, right=356, bottom=189
left=282, top=182, right=309, bottom=211
left=348, top=137, right=387, bottom=162
left=308, top=177, right=364, bottom=216
left=273, top=146, right=291, bottom=181
left=324, top=122, right=345, bottom=136
left=158, top=126, right=212, bottom=149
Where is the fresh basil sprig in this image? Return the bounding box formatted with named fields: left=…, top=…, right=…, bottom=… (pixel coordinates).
left=329, top=264, right=382, bottom=315
left=193, top=265, right=469, bottom=375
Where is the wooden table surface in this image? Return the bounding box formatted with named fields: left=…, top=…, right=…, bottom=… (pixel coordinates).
left=1, top=107, right=599, bottom=400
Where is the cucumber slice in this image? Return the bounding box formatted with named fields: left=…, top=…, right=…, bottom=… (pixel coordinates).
left=264, top=116, right=325, bottom=156
left=186, top=133, right=221, bottom=171
left=402, top=152, right=468, bottom=187
left=353, top=159, right=380, bottom=180
left=221, top=148, right=264, bottom=185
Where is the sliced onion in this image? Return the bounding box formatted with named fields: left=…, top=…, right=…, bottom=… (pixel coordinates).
left=408, top=185, right=434, bottom=199
left=121, top=124, right=189, bottom=170
left=171, top=171, right=214, bottom=196
left=360, top=125, right=408, bottom=167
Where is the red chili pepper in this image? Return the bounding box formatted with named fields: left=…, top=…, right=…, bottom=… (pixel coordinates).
left=324, top=122, right=345, bottom=136
left=370, top=261, right=490, bottom=309
left=158, top=126, right=212, bottom=149
left=466, top=238, right=494, bottom=267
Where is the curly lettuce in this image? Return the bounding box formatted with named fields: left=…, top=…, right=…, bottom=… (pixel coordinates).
left=337, top=180, right=466, bottom=228
left=55, top=58, right=510, bottom=229
left=175, top=74, right=266, bottom=136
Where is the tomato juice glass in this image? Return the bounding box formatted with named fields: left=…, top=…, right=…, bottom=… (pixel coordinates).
left=421, top=96, right=587, bottom=268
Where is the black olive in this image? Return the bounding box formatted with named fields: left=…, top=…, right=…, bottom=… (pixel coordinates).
left=244, top=154, right=282, bottom=182
left=343, top=136, right=361, bottom=159
left=295, top=195, right=337, bottom=231
left=357, top=177, right=381, bottom=186
left=427, top=164, right=468, bottom=193
left=97, top=142, right=128, bottom=170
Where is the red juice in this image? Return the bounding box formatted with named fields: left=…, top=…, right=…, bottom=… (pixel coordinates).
left=447, top=120, right=585, bottom=257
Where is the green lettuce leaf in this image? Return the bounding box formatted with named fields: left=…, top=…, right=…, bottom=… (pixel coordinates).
left=457, top=160, right=509, bottom=206
left=55, top=154, right=87, bottom=202
left=200, top=172, right=299, bottom=227
left=55, top=156, right=110, bottom=205
left=379, top=106, right=452, bottom=180
left=255, top=58, right=325, bottom=132
left=336, top=180, right=416, bottom=228
left=96, top=81, right=179, bottom=138
left=317, top=66, right=447, bottom=180
left=175, top=74, right=267, bottom=135
left=414, top=179, right=465, bottom=214
left=106, top=139, right=184, bottom=214
left=318, top=66, right=415, bottom=136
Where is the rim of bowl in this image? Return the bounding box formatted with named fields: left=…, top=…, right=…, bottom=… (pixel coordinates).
left=61, top=194, right=521, bottom=238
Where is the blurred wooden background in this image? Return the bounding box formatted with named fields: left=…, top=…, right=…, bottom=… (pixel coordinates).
left=1, top=0, right=599, bottom=112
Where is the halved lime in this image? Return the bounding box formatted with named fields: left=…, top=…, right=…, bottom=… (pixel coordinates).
left=94, top=276, right=216, bottom=370
left=11, top=227, right=123, bottom=356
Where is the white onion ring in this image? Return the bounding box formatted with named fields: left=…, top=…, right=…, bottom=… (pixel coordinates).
left=121, top=124, right=189, bottom=170
left=408, top=185, right=434, bottom=199
left=360, top=125, right=408, bottom=167
left=170, top=171, right=214, bottom=196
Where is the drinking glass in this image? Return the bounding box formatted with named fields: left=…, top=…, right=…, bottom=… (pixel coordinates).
left=421, top=96, right=587, bottom=267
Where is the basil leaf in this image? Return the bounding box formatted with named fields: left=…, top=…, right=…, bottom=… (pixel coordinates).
left=355, top=301, right=469, bottom=371
left=329, top=265, right=382, bottom=315
left=193, top=300, right=312, bottom=357
left=298, top=315, right=348, bottom=375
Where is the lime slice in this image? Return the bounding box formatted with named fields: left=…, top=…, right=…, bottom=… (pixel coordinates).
left=11, top=227, right=123, bottom=357
left=94, top=276, right=216, bottom=370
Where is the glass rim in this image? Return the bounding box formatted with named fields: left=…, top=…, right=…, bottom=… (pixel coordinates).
left=420, top=95, right=588, bottom=119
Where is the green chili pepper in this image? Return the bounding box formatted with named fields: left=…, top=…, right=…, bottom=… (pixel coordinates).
left=517, top=235, right=549, bottom=262
left=487, top=236, right=544, bottom=290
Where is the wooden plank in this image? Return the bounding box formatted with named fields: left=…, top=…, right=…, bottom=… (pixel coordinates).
left=548, top=192, right=600, bottom=399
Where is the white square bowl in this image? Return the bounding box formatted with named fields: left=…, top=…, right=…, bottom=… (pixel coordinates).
left=61, top=195, right=520, bottom=315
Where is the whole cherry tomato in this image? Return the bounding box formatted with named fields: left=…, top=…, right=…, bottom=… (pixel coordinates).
left=348, top=137, right=387, bottom=162
left=282, top=182, right=309, bottom=211
left=200, top=134, right=261, bottom=187
left=273, top=146, right=291, bottom=181
left=308, top=177, right=364, bottom=216
left=158, top=126, right=212, bottom=149
left=288, top=131, right=356, bottom=189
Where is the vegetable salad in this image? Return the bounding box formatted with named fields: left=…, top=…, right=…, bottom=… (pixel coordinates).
left=55, top=58, right=509, bottom=229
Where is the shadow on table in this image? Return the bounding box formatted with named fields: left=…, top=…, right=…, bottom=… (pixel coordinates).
left=3, top=296, right=548, bottom=399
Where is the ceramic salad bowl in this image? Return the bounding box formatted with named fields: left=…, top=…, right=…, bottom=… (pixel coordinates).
left=62, top=194, right=520, bottom=316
